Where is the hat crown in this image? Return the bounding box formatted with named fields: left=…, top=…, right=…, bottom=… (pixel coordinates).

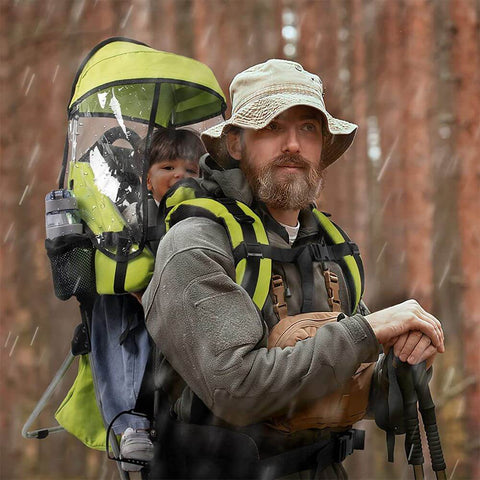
left=229, top=59, right=324, bottom=115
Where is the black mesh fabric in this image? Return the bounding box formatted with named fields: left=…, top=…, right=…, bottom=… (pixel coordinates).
left=45, top=234, right=96, bottom=302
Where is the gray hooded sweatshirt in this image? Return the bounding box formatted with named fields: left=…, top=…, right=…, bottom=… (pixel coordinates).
left=142, top=158, right=379, bottom=452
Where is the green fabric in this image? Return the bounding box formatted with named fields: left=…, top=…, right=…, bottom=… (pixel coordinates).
left=68, top=162, right=126, bottom=235
left=69, top=161, right=155, bottom=294
left=55, top=355, right=107, bottom=451
left=69, top=39, right=226, bottom=127
left=166, top=197, right=271, bottom=311
left=94, top=249, right=154, bottom=294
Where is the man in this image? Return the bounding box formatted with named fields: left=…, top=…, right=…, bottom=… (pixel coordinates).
left=142, top=59, right=444, bottom=479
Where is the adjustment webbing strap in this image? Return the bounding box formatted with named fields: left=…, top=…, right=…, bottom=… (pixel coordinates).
left=258, top=428, right=365, bottom=479
left=232, top=241, right=358, bottom=265
left=146, top=225, right=165, bottom=241
left=113, top=236, right=130, bottom=294
left=297, top=247, right=315, bottom=312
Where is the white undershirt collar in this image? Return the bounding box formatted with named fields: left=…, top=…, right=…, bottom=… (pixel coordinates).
left=279, top=221, right=300, bottom=245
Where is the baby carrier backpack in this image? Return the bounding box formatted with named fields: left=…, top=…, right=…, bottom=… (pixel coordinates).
left=22, top=37, right=226, bottom=480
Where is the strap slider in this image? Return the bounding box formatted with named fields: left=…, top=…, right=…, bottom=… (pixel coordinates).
left=233, top=213, right=255, bottom=224
left=245, top=243, right=263, bottom=258
left=348, top=241, right=360, bottom=256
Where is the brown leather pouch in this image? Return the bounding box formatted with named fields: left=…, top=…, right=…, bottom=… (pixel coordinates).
left=267, top=312, right=374, bottom=433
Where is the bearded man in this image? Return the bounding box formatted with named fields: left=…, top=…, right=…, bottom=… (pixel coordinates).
left=143, top=59, right=443, bottom=479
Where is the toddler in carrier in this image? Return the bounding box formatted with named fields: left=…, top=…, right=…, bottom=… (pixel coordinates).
left=89, top=127, right=205, bottom=471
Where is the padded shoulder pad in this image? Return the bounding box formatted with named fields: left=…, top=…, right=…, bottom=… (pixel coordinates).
left=165, top=196, right=272, bottom=311
left=312, top=209, right=364, bottom=313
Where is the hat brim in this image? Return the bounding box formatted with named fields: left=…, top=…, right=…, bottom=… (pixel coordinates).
left=202, top=93, right=357, bottom=168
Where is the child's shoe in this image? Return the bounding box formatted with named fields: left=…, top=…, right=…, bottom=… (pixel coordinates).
left=119, top=427, right=154, bottom=471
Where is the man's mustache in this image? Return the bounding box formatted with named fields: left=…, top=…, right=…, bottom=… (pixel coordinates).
left=271, top=154, right=311, bottom=169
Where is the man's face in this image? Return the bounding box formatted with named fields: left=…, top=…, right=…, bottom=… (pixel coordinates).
left=228, top=105, right=325, bottom=210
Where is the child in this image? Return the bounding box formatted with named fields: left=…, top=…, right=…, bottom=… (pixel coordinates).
left=89, top=128, right=206, bottom=471
left=145, top=128, right=201, bottom=203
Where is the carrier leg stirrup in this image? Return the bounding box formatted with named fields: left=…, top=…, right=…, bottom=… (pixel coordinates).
left=22, top=351, right=74, bottom=439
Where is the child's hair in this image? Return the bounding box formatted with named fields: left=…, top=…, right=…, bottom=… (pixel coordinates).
left=135, top=128, right=206, bottom=170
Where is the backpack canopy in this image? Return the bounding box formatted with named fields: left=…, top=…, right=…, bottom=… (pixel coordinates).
left=61, top=37, right=227, bottom=295
left=69, top=37, right=226, bottom=127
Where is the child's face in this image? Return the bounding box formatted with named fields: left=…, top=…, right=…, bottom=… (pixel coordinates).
left=146, top=157, right=199, bottom=202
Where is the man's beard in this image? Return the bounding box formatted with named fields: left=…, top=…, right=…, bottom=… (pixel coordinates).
left=241, top=152, right=326, bottom=210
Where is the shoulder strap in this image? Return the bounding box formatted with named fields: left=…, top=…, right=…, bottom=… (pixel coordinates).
left=166, top=197, right=272, bottom=311
left=164, top=193, right=364, bottom=313
left=312, top=209, right=364, bottom=313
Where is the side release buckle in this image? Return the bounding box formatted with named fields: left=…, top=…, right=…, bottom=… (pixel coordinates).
left=334, top=429, right=365, bottom=463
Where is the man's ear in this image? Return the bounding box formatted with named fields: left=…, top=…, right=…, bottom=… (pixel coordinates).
left=226, top=131, right=242, bottom=161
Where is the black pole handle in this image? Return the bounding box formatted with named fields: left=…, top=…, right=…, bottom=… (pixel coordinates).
left=393, top=357, right=425, bottom=471
left=411, top=364, right=447, bottom=474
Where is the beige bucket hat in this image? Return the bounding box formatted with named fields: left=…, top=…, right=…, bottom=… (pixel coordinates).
left=201, top=59, right=358, bottom=168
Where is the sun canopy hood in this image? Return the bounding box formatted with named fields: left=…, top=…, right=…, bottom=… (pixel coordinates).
left=68, top=37, right=226, bottom=128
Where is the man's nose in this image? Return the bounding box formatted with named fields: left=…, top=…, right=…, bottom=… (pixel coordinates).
left=281, top=127, right=300, bottom=153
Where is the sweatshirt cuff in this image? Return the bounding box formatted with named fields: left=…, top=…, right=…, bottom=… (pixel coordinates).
left=339, top=313, right=380, bottom=361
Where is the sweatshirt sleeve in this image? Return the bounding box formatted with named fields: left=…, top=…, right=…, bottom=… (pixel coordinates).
left=143, top=217, right=380, bottom=426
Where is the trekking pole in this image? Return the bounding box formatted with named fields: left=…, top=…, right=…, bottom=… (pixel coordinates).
left=393, top=357, right=425, bottom=480
left=411, top=364, right=447, bottom=480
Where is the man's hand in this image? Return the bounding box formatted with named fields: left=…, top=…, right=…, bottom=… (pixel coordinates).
left=389, top=331, right=437, bottom=367
left=365, top=299, right=444, bottom=364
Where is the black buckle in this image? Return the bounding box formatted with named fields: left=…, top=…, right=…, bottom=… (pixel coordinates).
left=334, top=429, right=365, bottom=463
left=309, top=243, right=331, bottom=261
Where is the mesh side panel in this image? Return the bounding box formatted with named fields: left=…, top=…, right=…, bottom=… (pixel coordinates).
left=45, top=235, right=96, bottom=301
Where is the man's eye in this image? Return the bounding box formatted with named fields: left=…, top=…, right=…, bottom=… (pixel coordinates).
left=266, top=122, right=280, bottom=131
left=302, top=123, right=318, bottom=132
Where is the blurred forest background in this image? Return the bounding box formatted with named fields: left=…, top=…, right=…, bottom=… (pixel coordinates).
left=1, top=0, right=479, bottom=479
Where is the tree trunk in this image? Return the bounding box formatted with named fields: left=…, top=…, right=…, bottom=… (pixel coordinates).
left=451, top=0, right=480, bottom=477
left=402, top=0, right=435, bottom=310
